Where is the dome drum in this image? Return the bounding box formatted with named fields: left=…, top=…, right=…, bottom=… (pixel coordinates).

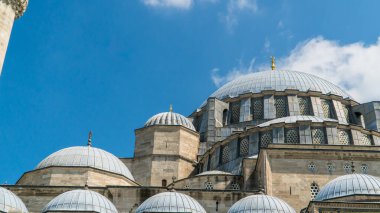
left=18, top=145, right=136, bottom=187
left=198, top=116, right=380, bottom=174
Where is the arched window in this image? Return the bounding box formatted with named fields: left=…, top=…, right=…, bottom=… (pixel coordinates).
left=230, top=101, right=240, bottom=124
left=285, top=128, right=300, bottom=144
left=321, top=99, right=335, bottom=119
left=275, top=96, right=288, bottom=118
left=162, top=179, right=167, bottom=187
left=311, top=128, right=326, bottom=144
left=338, top=130, right=351, bottom=145
left=251, top=98, right=264, bottom=119
left=298, top=96, right=312, bottom=116
left=204, top=181, right=214, bottom=190
left=310, top=182, right=319, bottom=200
left=222, top=109, right=228, bottom=126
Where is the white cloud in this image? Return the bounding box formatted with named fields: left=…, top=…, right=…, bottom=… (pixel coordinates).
left=142, top=0, right=193, bottom=9
left=211, top=37, right=380, bottom=103
left=224, top=0, right=258, bottom=31
left=282, top=37, right=380, bottom=102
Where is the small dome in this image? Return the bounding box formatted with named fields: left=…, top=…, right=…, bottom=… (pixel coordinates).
left=0, top=187, right=28, bottom=213
left=42, top=189, right=118, bottom=213
left=258, top=115, right=345, bottom=127
left=36, top=146, right=134, bottom=181
left=196, top=170, right=233, bottom=176
left=315, top=174, right=380, bottom=201
left=135, top=191, right=206, bottom=213
left=145, top=112, right=196, bottom=131
left=210, top=70, right=351, bottom=100
left=228, top=194, right=296, bottom=213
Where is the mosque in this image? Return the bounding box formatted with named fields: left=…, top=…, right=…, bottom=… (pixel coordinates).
left=2, top=1, right=380, bottom=213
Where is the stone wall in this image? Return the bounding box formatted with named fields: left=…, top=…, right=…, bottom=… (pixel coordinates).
left=258, top=144, right=380, bottom=212
left=6, top=185, right=254, bottom=213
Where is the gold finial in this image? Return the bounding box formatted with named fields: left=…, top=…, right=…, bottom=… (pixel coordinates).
left=169, top=104, right=173, bottom=112
left=271, top=56, right=276, bottom=71
left=87, top=131, right=92, bottom=146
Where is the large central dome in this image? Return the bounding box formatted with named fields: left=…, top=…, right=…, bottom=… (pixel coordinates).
left=210, top=70, right=351, bottom=100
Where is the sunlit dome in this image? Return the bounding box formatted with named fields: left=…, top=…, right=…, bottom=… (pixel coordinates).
left=41, top=189, right=118, bottom=213
left=145, top=111, right=196, bottom=131
left=135, top=191, right=206, bottom=213
left=0, top=187, right=29, bottom=213
left=315, top=174, right=380, bottom=201
left=210, top=70, right=351, bottom=100
left=228, top=194, right=296, bottom=213
left=36, top=145, right=134, bottom=181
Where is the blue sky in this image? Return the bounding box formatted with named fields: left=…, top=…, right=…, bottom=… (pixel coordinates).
left=1, top=0, right=380, bottom=183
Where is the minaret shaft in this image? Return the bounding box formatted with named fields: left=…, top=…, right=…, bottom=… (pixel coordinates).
left=0, top=1, right=16, bottom=74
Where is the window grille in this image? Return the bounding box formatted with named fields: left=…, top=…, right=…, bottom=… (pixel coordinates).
left=239, top=137, right=249, bottom=157
left=204, top=182, right=214, bottom=190
left=338, top=130, right=351, bottom=145
left=285, top=128, right=300, bottom=144
left=310, top=182, right=319, bottom=200
left=343, top=105, right=353, bottom=123
left=327, top=162, right=335, bottom=174
left=361, top=164, right=368, bottom=174
left=221, top=145, right=230, bottom=164
left=308, top=162, right=317, bottom=173
left=230, top=101, right=240, bottom=124
left=260, top=131, right=272, bottom=147
left=360, top=133, right=372, bottom=146
left=231, top=182, right=240, bottom=190
left=183, top=185, right=190, bottom=189
left=252, top=98, right=264, bottom=119
left=298, top=97, right=312, bottom=115
left=311, top=128, right=325, bottom=145
left=275, top=96, right=288, bottom=118
left=343, top=163, right=352, bottom=174
left=321, top=99, right=334, bottom=119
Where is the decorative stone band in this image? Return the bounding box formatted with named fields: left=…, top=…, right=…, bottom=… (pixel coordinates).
left=2, top=0, right=28, bottom=18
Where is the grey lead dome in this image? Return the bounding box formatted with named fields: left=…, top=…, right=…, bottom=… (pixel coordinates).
left=315, top=174, right=380, bottom=201
left=135, top=191, right=206, bottom=213
left=36, top=146, right=134, bottom=181
left=210, top=70, right=351, bottom=100
left=228, top=194, right=296, bottom=213
left=145, top=112, right=196, bottom=131
left=0, top=187, right=29, bottom=213
left=42, top=189, right=118, bottom=213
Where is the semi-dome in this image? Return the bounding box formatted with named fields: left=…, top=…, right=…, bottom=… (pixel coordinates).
left=315, top=174, right=380, bottom=201
left=41, top=189, right=118, bottom=213
left=210, top=70, right=351, bottom=100
left=228, top=194, right=296, bottom=213
left=0, top=187, right=29, bottom=213
left=36, top=146, right=134, bottom=181
left=135, top=191, right=206, bottom=213
left=145, top=111, right=196, bottom=131
left=258, top=115, right=346, bottom=127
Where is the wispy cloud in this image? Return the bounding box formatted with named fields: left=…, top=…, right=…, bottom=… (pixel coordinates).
left=142, top=0, right=193, bottom=9
left=211, top=58, right=256, bottom=87
left=211, top=37, right=380, bottom=103
left=224, top=0, right=258, bottom=31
